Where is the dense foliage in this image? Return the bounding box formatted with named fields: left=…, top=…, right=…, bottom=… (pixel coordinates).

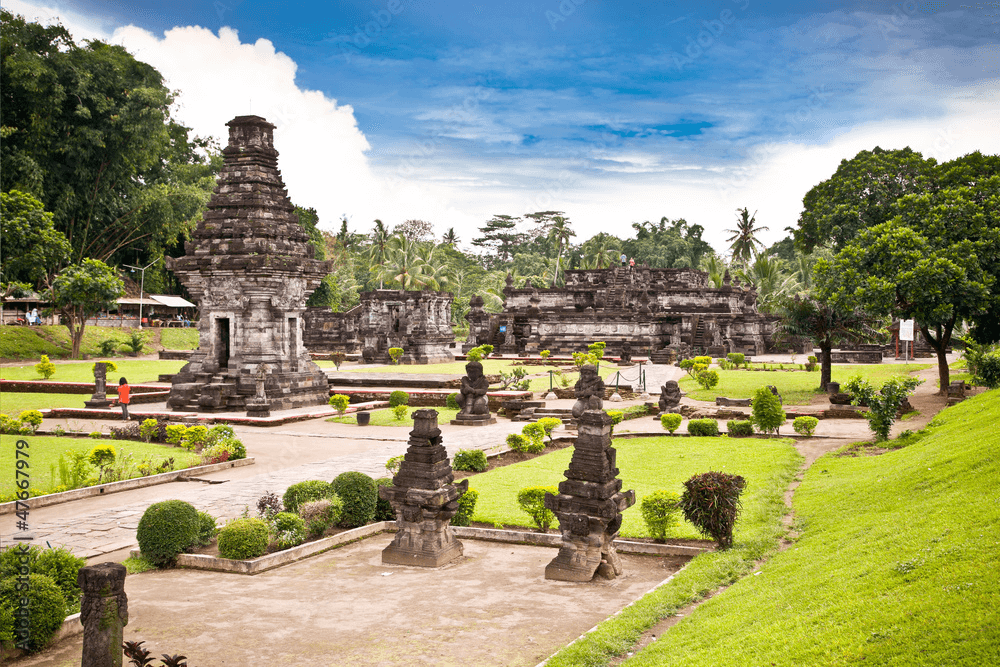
left=679, top=471, right=747, bottom=550
left=136, top=499, right=199, bottom=566
left=331, top=471, right=378, bottom=527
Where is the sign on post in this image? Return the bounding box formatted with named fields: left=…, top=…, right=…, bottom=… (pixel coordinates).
left=900, top=320, right=914, bottom=341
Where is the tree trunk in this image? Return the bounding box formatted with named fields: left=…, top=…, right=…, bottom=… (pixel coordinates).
left=820, top=343, right=833, bottom=392
left=919, top=323, right=952, bottom=395
left=68, top=318, right=85, bottom=359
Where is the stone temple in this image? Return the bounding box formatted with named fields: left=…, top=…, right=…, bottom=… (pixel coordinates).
left=165, top=115, right=333, bottom=412
left=470, top=266, right=778, bottom=358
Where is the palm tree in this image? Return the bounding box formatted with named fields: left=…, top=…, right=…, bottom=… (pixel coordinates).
left=736, top=254, right=800, bottom=313
left=441, top=228, right=459, bottom=247
left=725, top=208, right=769, bottom=266
left=547, top=216, right=575, bottom=287
left=367, top=219, right=391, bottom=288
left=581, top=233, right=620, bottom=269
left=699, top=253, right=728, bottom=288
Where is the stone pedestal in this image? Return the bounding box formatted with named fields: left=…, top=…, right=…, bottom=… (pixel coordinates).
left=85, top=362, right=113, bottom=409
left=380, top=410, right=467, bottom=567
left=79, top=562, right=128, bottom=667
left=544, top=410, right=635, bottom=582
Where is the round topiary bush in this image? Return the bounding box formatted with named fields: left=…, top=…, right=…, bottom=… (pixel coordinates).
left=0, top=573, right=66, bottom=653
left=282, top=480, right=334, bottom=514
left=453, top=449, right=488, bottom=472
left=33, top=547, right=86, bottom=607
left=136, top=499, right=199, bottom=566
left=217, top=518, right=270, bottom=560
left=374, top=477, right=396, bottom=522
left=274, top=512, right=306, bottom=535
left=793, top=415, right=819, bottom=437
left=332, top=471, right=378, bottom=527
left=446, top=392, right=460, bottom=410
left=687, top=418, right=720, bottom=437
left=660, top=413, right=683, bottom=434
left=389, top=390, right=409, bottom=407
left=451, top=487, right=479, bottom=527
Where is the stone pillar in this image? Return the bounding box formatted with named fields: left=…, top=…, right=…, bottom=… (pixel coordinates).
left=380, top=409, right=468, bottom=567
left=79, top=562, right=128, bottom=667
left=544, top=410, right=635, bottom=581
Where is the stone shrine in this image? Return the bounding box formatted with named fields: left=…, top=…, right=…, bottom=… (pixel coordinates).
left=165, top=116, right=333, bottom=412
left=84, top=362, right=112, bottom=409
left=544, top=408, right=636, bottom=581
left=451, top=360, right=496, bottom=425
left=303, top=289, right=455, bottom=364
left=470, top=266, right=778, bottom=359
left=380, top=410, right=468, bottom=567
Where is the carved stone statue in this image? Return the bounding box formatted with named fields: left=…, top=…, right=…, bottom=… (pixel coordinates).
left=85, top=362, right=112, bottom=409
left=619, top=340, right=632, bottom=365
left=572, top=364, right=605, bottom=419
left=452, top=360, right=496, bottom=425
left=659, top=380, right=682, bottom=412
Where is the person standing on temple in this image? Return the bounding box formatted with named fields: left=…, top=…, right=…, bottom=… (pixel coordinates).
left=117, top=377, right=131, bottom=421
left=629, top=257, right=635, bottom=271
left=620, top=252, right=627, bottom=267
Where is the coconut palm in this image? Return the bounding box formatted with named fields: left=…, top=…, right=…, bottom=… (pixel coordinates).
left=441, top=227, right=459, bottom=247
left=699, top=253, right=728, bottom=288
left=548, top=216, right=576, bottom=287
left=736, top=254, right=800, bottom=313
left=725, top=208, right=769, bottom=266
left=581, top=233, right=621, bottom=269
left=367, top=219, right=391, bottom=288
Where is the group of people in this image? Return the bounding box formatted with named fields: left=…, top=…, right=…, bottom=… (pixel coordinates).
left=619, top=253, right=636, bottom=270
left=23, top=307, right=40, bottom=325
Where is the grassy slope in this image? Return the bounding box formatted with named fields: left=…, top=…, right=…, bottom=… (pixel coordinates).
left=0, top=325, right=198, bottom=360
left=0, top=434, right=202, bottom=496
left=623, top=389, right=1000, bottom=666
left=471, top=436, right=800, bottom=540
left=0, top=359, right=186, bottom=383
left=679, top=363, right=931, bottom=405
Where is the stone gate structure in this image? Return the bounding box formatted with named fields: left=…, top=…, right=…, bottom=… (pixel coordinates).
left=470, top=266, right=778, bottom=358
left=303, top=289, right=455, bottom=364
left=165, top=115, right=333, bottom=412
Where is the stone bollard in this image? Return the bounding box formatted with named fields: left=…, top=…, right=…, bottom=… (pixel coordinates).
left=79, top=562, right=128, bottom=667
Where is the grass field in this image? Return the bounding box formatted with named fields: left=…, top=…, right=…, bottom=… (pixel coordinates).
left=327, top=406, right=462, bottom=426
left=617, top=388, right=1000, bottom=666
left=0, top=393, right=95, bottom=415
left=0, top=359, right=186, bottom=383
left=470, top=435, right=800, bottom=540
left=159, top=328, right=199, bottom=350
left=0, top=325, right=199, bottom=360
left=679, top=363, right=931, bottom=405
left=0, top=434, right=202, bottom=497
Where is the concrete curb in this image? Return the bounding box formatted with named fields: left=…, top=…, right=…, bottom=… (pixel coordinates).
left=128, top=522, right=710, bottom=576
left=40, top=401, right=388, bottom=426
left=0, top=458, right=256, bottom=515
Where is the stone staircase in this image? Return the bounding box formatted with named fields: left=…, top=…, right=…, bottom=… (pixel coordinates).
left=650, top=348, right=676, bottom=365
left=170, top=370, right=243, bottom=412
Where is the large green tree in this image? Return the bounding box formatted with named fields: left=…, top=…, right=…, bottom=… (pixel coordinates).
left=49, top=259, right=125, bottom=358
left=794, top=147, right=935, bottom=254
left=472, top=215, right=526, bottom=266
left=622, top=217, right=712, bottom=269
left=778, top=295, right=873, bottom=392
left=0, top=189, right=71, bottom=286
left=1, top=10, right=216, bottom=266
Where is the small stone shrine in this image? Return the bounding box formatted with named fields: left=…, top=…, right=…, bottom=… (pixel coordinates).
left=85, top=362, right=112, bottom=409
left=658, top=379, right=682, bottom=412
left=79, top=562, right=128, bottom=667
left=544, top=402, right=636, bottom=581
left=571, top=364, right=605, bottom=419
left=451, top=360, right=496, bottom=425
left=165, top=116, right=333, bottom=412
left=380, top=409, right=468, bottom=567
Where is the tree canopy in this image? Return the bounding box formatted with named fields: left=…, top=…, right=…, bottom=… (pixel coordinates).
left=0, top=189, right=71, bottom=286
left=49, top=259, right=125, bottom=358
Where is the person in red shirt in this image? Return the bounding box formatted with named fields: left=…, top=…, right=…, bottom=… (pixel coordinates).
left=117, top=377, right=131, bottom=421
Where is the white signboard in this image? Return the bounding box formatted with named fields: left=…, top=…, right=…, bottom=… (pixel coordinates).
left=900, top=319, right=915, bottom=341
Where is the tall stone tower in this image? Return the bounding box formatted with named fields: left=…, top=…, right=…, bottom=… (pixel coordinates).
left=165, top=115, right=333, bottom=413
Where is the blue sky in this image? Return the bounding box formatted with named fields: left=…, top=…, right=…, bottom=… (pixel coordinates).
left=4, top=0, right=999, bottom=253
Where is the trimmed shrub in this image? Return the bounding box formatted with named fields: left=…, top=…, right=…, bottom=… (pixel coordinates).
left=1, top=546, right=86, bottom=610
left=196, top=511, right=217, bottom=547
left=660, top=413, right=683, bottom=434
left=35, top=354, right=56, bottom=380
left=0, top=573, right=65, bottom=653
left=696, top=369, right=720, bottom=391
left=687, top=419, right=720, bottom=436
left=751, top=385, right=786, bottom=435
left=452, top=487, right=479, bottom=527
left=218, top=518, right=269, bottom=560
left=453, top=449, right=488, bottom=472
left=507, top=433, right=543, bottom=454
left=517, top=486, right=558, bottom=531
left=332, top=471, right=378, bottom=527
left=388, top=347, right=404, bottom=364
left=540, top=349, right=550, bottom=358
left=389, top=390, right=409, bottom=407
left=726, top=420, right=754, bottom=437
left=392, top=404, right=409, bottom=420
left=19, top=409, right=43, bottom=433
left=274, top=512, right=306, bottom=535
left=973, top=351, right=1000, bottom=389
left=300, top=497, right=343, bottom=538
left=522, top=422, right=545, bottom=450
left=182, top=425, right=208, bottom=452
left=374, top=478, right=395, bottom=522
left=164, top=424, right=186, bottom=445
left=87, top=444, right=116, bottom=468
left=446, top=392, right=460, bottom=410
left=136, top=499, right=199, bottom=566
left=679, top=471, right=747, bottom=550
left=328, top=393, right=350, bottom=414
left=607, top=410, right=624, bottom=435
left=139, top=418, right=159, bottom=443
left=282, top=480, right=334, bottom=514
left=640, top=490, right=682, bottom=542
left=726, top=352, right=745, bottom=366
left=793, top=416, right=819, bottom=437
left=536, top=417, right=563, bottom=444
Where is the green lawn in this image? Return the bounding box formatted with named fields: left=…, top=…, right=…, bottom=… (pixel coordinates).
left=0, top=325, right=199, bottom=360
left=470, top=435, right=800, bottom=540
left=323, top=359, right=528, bottom=375
left=620, top=388, right=1000, bottom=666
left=0, top=359, right=186, bottom=383
left=0, top=434, right=202, bottom=497
left=159, top=328, right=199, bottom=350
left=679, top=363, right=931, bottom=405
left=327, top=407, right=462, bottom=426
left=0, top=393, right=94, bottom=415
